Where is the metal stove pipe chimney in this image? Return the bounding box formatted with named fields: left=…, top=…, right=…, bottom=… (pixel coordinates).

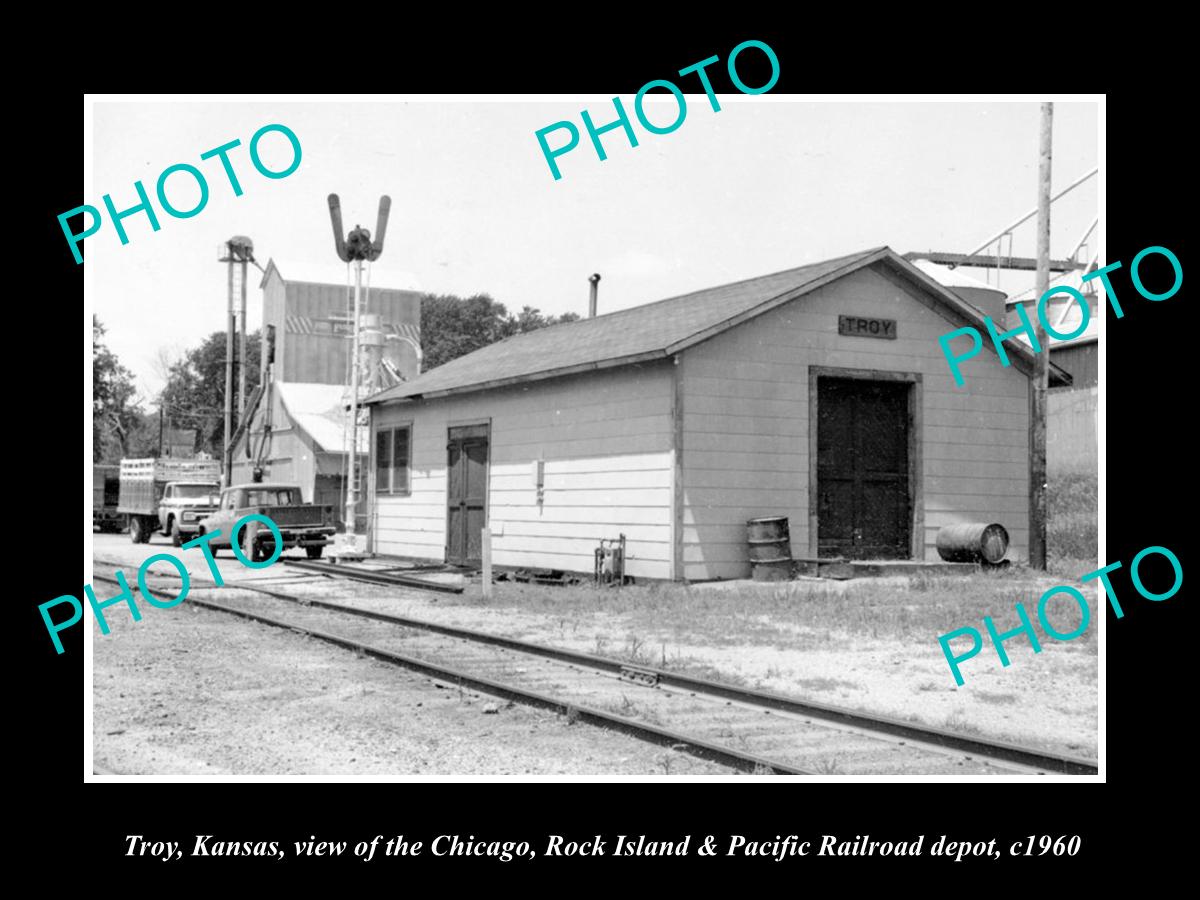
left=588, top=273, right=601, bottom=318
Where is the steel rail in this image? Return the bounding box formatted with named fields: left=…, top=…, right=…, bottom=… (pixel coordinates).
left=280, top=558, right=464, bottom=594
left=183, top=594, right=809, bottom=776
left=201, top=574, right=1096, bottom=775
left=92, top=565, right=1098, bottom=776
left=92, top=571, right=804, bottom=774
left=94, top=559, right=323, bottom=605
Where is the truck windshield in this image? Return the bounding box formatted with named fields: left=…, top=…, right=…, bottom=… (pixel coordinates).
left=175, top=484, right=218, bottom=499
left=244, top=489, right=300, bottom=506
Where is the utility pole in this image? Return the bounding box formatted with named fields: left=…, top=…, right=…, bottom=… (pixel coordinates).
left=238, top=253, right=248, bottom=419
left=219, top=236, right=256, bottom=489
left=1030, top=102, right=1053, bottom=570
left=223, top=247, right=235, bottom=486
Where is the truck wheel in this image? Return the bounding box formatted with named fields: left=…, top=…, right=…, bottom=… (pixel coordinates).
left=305, top=545, right=324, bottom=560
left=130, top=516, right=144, bottom=543
left=171, top=519, right=183, bottom=547
left=162, top=516, right=173, bottom=537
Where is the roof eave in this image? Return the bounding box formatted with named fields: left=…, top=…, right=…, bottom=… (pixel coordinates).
left=874, top=253, right=1056, bottom=380
left=367, top=350, right=671, bottom=405
left=367, top=246, right=1068, bottom=403
left=1051, top=334, right=1098, bottom=349
left=258, top=258, right=279, bottom=290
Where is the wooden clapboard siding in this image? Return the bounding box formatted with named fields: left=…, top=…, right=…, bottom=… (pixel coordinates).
left=371, top=363, right=675, bottom=579
left=679, top=263, right=1030, bottom=580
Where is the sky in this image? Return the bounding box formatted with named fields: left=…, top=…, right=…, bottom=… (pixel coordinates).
left=88, top=98, right=1099, bottom=400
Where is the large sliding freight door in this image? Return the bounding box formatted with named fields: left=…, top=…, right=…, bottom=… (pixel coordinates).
left=817, top=377, right=911, bottom=559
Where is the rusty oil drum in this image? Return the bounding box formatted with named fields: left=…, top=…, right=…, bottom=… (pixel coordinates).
left=936, top=522, right=1010, bottom=563
left=747, top=516, right=792, bottom=581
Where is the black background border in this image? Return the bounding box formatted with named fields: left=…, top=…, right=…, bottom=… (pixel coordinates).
left=20, top=27, right=1189, bottom=882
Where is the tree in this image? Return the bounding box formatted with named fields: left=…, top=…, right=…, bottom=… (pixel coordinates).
left=158, top=330, right=261, bottom=458
left=124, top=409, right=165, bottom=458
left=419, top=295, right=580, bottom=371
left=92, top=317, right=142, bottom=462
left=502, top=305, right=581, bottom=339
left=150, top=298, right=571, bottom=457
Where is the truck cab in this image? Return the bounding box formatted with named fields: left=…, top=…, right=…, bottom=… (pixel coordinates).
left=199, top=484, right=336, bottom=562
left=158, top=481, right=220, bottom=546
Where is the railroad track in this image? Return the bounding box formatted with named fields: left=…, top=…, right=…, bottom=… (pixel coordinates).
left=92, top=560, right=1098, bottom=777
left=280, top=558, right=464, bottom=594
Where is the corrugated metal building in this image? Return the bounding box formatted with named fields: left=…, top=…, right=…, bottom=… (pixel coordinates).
left=230, top=261, right=421, bottom=527
left=365, top=247, right=1066, bottom=581
left=1006, top=267, right=1099, bottom=391
left=259, top=259, right=422, bottom=385
left=230, top=382, right=369, bottom=509
left=1006, top=268, right=1099, bottom=475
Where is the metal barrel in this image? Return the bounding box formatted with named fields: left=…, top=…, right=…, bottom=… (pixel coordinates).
left=747, top=516, right=792, bottom=580
left=936, top=522, right=1010, bottom=563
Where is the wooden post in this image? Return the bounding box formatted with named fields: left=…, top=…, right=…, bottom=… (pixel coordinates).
left=481, top=527, right=492, bottom=599
left=1030, top=102, right=1053, bottom=571
left=238, top=257, right=248, bottom=418
left=223, top=249, right=235, bottom=488
left=672, top=355, right=684, bottom=582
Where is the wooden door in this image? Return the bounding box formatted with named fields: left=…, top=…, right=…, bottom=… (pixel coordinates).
left=817, top=377, right=911, bottom=559
left=446, top=425, right=489, bottom=566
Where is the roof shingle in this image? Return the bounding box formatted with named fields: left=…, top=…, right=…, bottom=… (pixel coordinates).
left=365, top=247, right=887, bottom=403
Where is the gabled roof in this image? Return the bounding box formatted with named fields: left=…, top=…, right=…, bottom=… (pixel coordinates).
left=276, top=382, right=368, bottom=453
left=1006, top=264, right=1099, bottom=350
left=259, top=258, right=422, bottom=292
left=910, top=258, right=1007, bottom=295
left=366, top=246, right=1067, bottom=404
left=1005, top=260, right=1098, bottom=306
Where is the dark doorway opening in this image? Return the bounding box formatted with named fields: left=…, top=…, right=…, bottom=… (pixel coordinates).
left=446, top=424, right=489, bottom=566
left=816, top=376, right=913, bottom=559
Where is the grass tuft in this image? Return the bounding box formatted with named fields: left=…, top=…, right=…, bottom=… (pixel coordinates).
left=434, top=473, right=1096, bottom=652
left=1047, top=472, right=1098, bottom=575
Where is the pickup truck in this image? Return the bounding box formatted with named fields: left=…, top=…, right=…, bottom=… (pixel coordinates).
left=198, top=484, right=336, bottom=562
left=118, top=457, right=221, bottom=545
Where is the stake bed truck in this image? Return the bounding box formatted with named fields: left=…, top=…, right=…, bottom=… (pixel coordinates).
left=118, top=458, right=221, bottom=546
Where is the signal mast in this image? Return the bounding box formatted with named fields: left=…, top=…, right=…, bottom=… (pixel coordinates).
left=328, top=193, right=392, bottom=558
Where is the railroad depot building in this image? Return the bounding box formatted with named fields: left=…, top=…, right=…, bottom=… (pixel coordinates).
left=364, top=247, right=1066, bottom=582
